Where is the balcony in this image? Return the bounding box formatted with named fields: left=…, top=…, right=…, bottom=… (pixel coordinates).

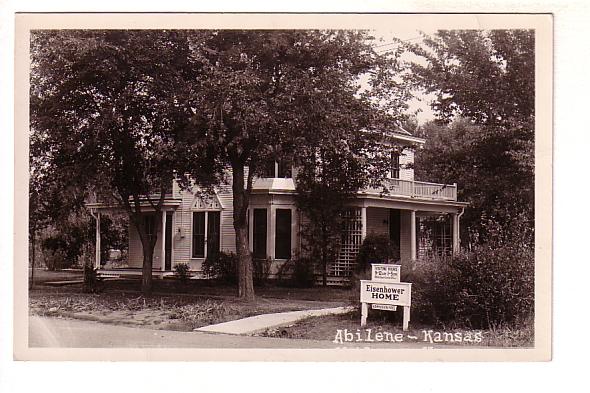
left=362, top=178, right=457, bottom=201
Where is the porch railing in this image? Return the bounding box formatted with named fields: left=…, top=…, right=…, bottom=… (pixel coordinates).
left=362, top=178, right=457, bottom=201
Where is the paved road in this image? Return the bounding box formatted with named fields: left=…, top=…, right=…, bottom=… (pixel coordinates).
left=29, top=316, right=439, bottom=349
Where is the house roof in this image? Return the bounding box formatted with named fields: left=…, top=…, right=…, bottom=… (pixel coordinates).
left=363, top=125, right=426, bottom=146
left=86, top=198, right=182, bottom=212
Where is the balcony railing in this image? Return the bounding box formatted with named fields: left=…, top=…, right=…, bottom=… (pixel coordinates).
left=362, top=178, right=457, bottom=201
left=251, top=175, right=457, bottom=201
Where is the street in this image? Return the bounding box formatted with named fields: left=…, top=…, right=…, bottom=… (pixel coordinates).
left=28, top=315, right=440, bottom=349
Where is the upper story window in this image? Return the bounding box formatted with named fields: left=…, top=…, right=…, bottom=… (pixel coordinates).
left=390, top=151, right=400, bottom=179
left=277, top=161, right=292, bottom=178
left=260, top=160, right=292, bottom=179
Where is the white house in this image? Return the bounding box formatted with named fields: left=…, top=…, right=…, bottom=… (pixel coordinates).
left=87, top=128, right=467, bottom=282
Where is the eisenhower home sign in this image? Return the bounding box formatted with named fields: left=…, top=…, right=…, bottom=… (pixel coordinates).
left=360, top=281, right=411, bottom=306
left=360, top=264, right=412, bottom=331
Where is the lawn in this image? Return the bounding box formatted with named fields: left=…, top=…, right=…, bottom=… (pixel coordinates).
left=29, top=279, right=350, bottom=331
left=256, top=312, right=534, bottom=347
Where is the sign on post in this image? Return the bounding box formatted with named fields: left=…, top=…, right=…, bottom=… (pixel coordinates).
left=371, top=264, right=401, bottom=282
left=360, top=280, right=411, bottom=306
left=360, top=264, right=412, bottom=331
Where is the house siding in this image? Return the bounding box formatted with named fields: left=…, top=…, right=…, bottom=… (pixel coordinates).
left=399, top=210, right=413, bottom=261
left=400, top=148, right=414, bottom=181
left=127, top=169, right=237, bottom=273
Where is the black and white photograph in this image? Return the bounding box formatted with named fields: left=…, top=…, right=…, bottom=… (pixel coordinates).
left=12, top=13, right=552, bottom=361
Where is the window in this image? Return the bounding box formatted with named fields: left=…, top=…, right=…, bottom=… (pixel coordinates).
left=275, top=209, right=292, bottom=259
left=391, top=151, right=400, bottom=179
left=253, top=209, right=267, bottom=259
left=277, top=161, right=292, bottom=178
left=260, top=161, right=276, bottom=178
left=207, top=211, right=221, bottom=258
left=260, top=160, right=292, bottom=178
left=192, top=211, right=221, bottom=258
left=417, top=216, right=452, bottom=258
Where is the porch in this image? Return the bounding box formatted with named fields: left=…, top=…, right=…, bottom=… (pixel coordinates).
left=86, top=200, right=181, bottom=274
left=329, top=198, right=467, bottom=279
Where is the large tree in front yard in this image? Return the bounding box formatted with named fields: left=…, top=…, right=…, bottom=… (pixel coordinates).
left=182, top=30, right=406, bottom=299
left=30, top=30, right=212, bottom=294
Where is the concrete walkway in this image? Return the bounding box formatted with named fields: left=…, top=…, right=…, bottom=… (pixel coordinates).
left=195, top=306, right=355, bottom=335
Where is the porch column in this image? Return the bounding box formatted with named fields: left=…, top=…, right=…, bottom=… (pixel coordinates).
left=161, top=210, right=167, bottom=271
left=410, top=210, right=416, bottom=261
left=268, top=205, right=276, bottom=259
left=360, top=206, right=367, bottom=240
left=95, top=212, right=101, bottom=269
left=452, top=212, right=460, bottom=254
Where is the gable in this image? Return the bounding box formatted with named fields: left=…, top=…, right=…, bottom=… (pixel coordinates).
left=191, top=192, right=223, bottom=210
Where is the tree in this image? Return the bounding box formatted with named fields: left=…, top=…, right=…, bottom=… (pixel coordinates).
left=182, top=30, right=406, bottom=298
left=30, top=30, right=210, bottom=294
left=406, top=30, right=535, bottom=242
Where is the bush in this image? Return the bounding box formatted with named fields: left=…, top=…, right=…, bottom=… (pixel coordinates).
left=201, top=251, right=238, bottom=284
left=277, top=257, right=316, bottom=288
left=253, top=257, right=273, bottom=287
left=409, top=241, right=534, bottom=329
left=174, top=263, right=191, bottom=284
left=43, top=248, right=72, bottom=270
left=83, top=263, right=104, bottom=293
left=355, top=234, right=399, bottom=273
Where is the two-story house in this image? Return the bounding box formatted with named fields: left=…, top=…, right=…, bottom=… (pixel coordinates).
left=87, top=127, right=468, bottom=283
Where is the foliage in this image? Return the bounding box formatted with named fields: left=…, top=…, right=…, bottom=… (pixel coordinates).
left=252, top=258, right=273, bottom=287
left=39, top=211, right=127, bottom=270
left=355, top=234, right=400, bottom=273
left=202, top=251, right=239, bottom=284
left=30, top=30, right=213, bottom=294
left=31, top=30, right=410, bottom=299
left=180, top=30, right=409, bottom=299
left=42, top=249, right=70, bottom=271
left=83, top=264, right=105, bottom=293
left=407, top=225, right=534, bottom=329
left=415, top=118, right=534, bottom=245
left=174, top=263, right=192, bottom=284
left=405, top=30, right=535, bottom=244
left=276, top=257, right=316, bottom=288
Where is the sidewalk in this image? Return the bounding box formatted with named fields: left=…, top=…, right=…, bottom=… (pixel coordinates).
left=195, top=306, right=355, bottom=335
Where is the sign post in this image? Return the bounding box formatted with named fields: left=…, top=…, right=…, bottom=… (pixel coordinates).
left=360, top=264, right=412, bottom=331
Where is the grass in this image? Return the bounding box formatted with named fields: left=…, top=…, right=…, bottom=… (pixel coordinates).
left=29, top=283, right=348, bottom=331
left=256, top=312, right=534, bottom=347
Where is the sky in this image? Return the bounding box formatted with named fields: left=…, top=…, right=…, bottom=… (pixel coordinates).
left=369, top=28, right=437, bottom=125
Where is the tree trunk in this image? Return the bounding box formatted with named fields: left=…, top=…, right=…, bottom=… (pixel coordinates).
left=232, top=163, right=255, bottom=301
left=134, top=216, right=158, bottom=296
left=141, top=247, right=154, bottom=295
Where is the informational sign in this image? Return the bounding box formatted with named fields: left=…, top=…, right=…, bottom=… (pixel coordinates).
left=360, top=280, right=411, bottom=307
left=371, top=304, right=397, bottom=311
left=360, top=264, right=412, bottom=330
left=371, top=264, right=401, bottom=282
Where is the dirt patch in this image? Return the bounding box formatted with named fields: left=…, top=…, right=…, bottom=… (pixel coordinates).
left=255, top=312, right=534, bottom=347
